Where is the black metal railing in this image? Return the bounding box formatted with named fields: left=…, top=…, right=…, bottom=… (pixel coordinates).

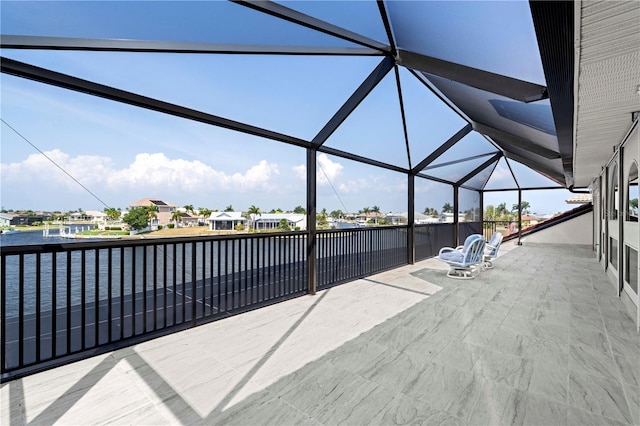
left=1, top=225, right=418, bottom=380
left=1, top=232, right=308, bottom=380
left=317, top=226, right=408, bottom=289
left=415, top=223, right=455, bottom=261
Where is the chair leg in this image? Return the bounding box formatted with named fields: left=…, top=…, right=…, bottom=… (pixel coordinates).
left=447, top=267, right=476, bottom=280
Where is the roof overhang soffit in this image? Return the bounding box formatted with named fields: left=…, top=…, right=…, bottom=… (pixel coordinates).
left=396, top=49, right=548, bottom=103
left=472, top=122, right=560, bottom=160
left=528, top=0, right=575, bottom=188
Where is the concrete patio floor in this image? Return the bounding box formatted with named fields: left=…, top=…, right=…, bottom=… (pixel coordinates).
left=2, top=242, right=639, bottom=425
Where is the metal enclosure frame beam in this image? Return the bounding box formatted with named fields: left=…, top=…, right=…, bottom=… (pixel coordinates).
left=312, top=56, right=395, bottom=148
left=0, top=57, right=313, bottom=150
left=0, top=35, right=383, bottom=56
left=456, top=153, right=502, bottom=187
left=233, top=0, right=390, bottom=53
left=412, top=124, right=472, bottom=174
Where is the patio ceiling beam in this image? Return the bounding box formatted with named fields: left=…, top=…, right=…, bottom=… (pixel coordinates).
left=318, top=146, right=408, bottom=174
left=502, top=149, right=565, bottom=186
left=394, top=65, right=413, bottom=169
left=421, top=152, right=498, bottom=171
left=415, top=173, right=456, bottom=187
left=376, top=1, right=397, bottom=57
left=472, top=122, right=561, bottom=160
left=312, top=56, right=394, bottom=148
left=411, top=124, right=472, bottom=174
left=455, top=153, right=502, bottom=187
left=0, top=57, right=313, bottom=150
left=233, top=0, right=390, bottom=53
left=397, top=49, right=548, bottom=103
left=0, top=35, right=382, bottom=56
left=503, top=156, right=522, bottom=190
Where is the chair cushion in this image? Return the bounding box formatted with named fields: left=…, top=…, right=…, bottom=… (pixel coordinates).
left=439, top=251, right=464, bottom=263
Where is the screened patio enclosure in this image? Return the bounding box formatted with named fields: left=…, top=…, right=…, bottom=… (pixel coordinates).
left=4, top=1, right=639, bottom=380
left=0, top=0, right=574, bottom=198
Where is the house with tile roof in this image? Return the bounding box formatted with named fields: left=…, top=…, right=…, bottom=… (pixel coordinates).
left=128, top=198, right=177, bottom=227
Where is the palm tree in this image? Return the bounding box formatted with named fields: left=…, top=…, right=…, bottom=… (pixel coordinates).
left=247, top=205, right=261, bottom=231
left=171, top=210, right=183, bottom=226
left=198, top=208, right=212, bottom=224
left=496, top=203, right=508, bottom=218
left=442, top=203, right=453, bottom=213
left=104, top=207, right=121, bottom=224
left=183, top=205, right=195, bottom=215
left=224, top=205, right=234, bottom=212
left=145, top=205, right=158, bottom=228
left=371, top=205, right=381, bottom=224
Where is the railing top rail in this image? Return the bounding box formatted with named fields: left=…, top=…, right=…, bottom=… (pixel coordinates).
left=0, top=230, right=307, bottom=256
left=415, top=222, right=455, bottom=228
left=318, top=225, right=407, bottom=235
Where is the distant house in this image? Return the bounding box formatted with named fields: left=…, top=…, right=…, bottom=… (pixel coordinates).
left=69, top=212, right=88, bottom=221
left=521, top=214, right=541, bottom=227
left=355, top=212, right=385, bottom=224
left=208, top=212, right=246, bottom=231
left=439, top=212, right=454, bottom=223
left=84, top=210, right=108, bottom=223
left=0, top=213, right=13, bottom=227
left=387, top=212, right=438, bottom=225
left=177, top=212, right=199, bottom=227
left=254, top=213, right=306, bottom=231
left=9, top=213, right=51, bottom=226
left=128, top=198, right=177, bottom=227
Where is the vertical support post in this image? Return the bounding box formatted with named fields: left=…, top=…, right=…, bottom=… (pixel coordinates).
left=408, top=174, right=415, bottom=264
left=479, top=190, right=484, bottom=239
left=517, top=189, right=523, bottom=245
left=453, top=186, right=459, bottom=245
left=618, top=148, right=624, bottom=297
left=306, top=149, right=317, bottom=295
left=604, top=168, right=609, bottom=269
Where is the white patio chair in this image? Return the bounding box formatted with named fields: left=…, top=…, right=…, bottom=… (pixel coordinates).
left=483, top=231, right=503, bottom=269
left=437, top=234, right=486, bottom=279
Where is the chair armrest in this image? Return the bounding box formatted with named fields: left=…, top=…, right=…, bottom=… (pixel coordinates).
left=438, top=247, right=456, bottom=257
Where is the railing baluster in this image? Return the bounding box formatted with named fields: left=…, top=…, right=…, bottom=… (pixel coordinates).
left=108, top=249, right=113, bottom=343
left=153, top=244, right=157, bottom=332
left=191, top=241, right=197, bottom=326
left=161, top=244, right=167, bottom=328
left=81, top=250, right=86, bottom=350
left=18, top=254, right=24, bottom=368
left=94, top=249, right=99, bottom=347
left=1, top=255, right=6, bottom=372
left=131, top=246, right=136, bottom=336
left=119, top=247, right=124, bottom=340
left=181, top=243, right=186, bottom=323
left=66, top=253, right=71, bottom=355
left=36, top=253, right=41, bottom=363
left=52, top=252, right=57, bottom=357
left=143, top=245, right=148, bottom=334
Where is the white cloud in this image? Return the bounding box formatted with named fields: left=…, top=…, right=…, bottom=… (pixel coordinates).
left=1, top=150, right=281, bottom=197
left=292, top=164, right=306, bottom=181
left=317, top=154, right=343, bottom=185
left=487, top=164, right=512, bottom=184
left=338, top=178, right=370, bottom=193
left=294, top=154, right=344, bottom=185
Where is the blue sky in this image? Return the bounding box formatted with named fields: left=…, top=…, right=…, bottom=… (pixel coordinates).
left=0, top=1, right=574, bottom=215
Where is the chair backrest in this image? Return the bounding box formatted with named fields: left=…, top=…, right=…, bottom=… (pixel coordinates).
left=463, top=235, right=485, bottom=264
left=461, top=234, right=482, bottom=253
left=486, top=232, right=503, bottom=257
